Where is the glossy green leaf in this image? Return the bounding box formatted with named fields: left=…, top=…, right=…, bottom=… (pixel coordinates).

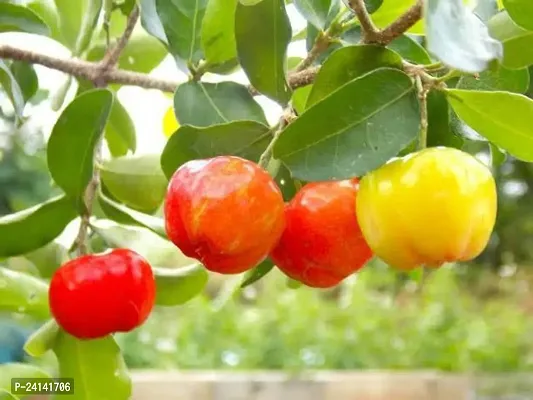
left=201, top=0, right=238, bottom=67
left=53, top=331, right=131, bottom=400
left=457, top=65, right=530, bottom=93
left=503, top=0, right=533, bottom=30
left=292, top=85, right=312, bottom=115
left=446, top=89, right=533, bottom=161
left=306, top=45, right=403, bottom=108
left=0, top=196, right=77, bottom=258
left=0, top=60, right=25, bottom=119
left=91, top=220, right=195, bottom=268
left=371, top=0, right=424, bottom=34
left=488, top=11, right=533, bottom=69
left=154, top=264, right=208, bottom=306
left=87, top=34, right=168, bottom=74
left=0, top=3, right=50, bottom=35
left=490, top=142, right=507, bottom=167
left=53, top=0, right=87, bottom=49
left=0, top=363, right=50, bottom=396
left=10, top=62, right=39, bottom=104
left=425, top=0, right=503, bottom=73
left=139, top=0, right=168, bottom=44
left=235, top=0, right=292, bottom=104
left=306, top=22, right=342, bottom=65
left=365, top=0, right=384, bottom=13
left=155, top=0, right=208, bottom=65
left=273, top=68, right=419, bottom=181
left=98, top=191, right=167, bottom=238
left=47, top=89, right=114, bottom=205
left=160, top=120, right=271, bottom=179
left=173, top=81, right=267, bottom=127
left=241, top=259, right=274, bottom=288
left=293, top=0, right=338, bottom=29
left=105, top=95, right=136, bottom=157
left=100, top=154, right=167, bottom=213
left=24, top=319, right=60, bottom=357
left=427, top=90, right=464, bottom=149
left=0, top=267, right=50, bottom=320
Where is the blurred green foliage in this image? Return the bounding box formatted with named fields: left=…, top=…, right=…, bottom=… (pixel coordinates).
left=117, top=262, right=533, bottom=372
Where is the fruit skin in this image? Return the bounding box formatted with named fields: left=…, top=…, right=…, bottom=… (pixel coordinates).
left=164, top=156, right=286, bottom=274
left=356, top=146, right=497, bottom=271
left=270, top=179, right=373, bottom=288
left=49, top=249, right=156, bottom=340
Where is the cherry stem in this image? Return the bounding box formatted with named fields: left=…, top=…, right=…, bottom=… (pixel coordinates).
left=415, top=75, right=429, bottom=151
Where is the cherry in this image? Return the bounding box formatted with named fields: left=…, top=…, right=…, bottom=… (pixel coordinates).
left=49, top=248, right=155, bottom=339
left=270, top=179, right=373, bottom=288
left=164, top=156, right=286, bottom=274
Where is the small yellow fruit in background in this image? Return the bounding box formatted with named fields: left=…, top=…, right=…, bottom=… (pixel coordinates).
left=163, top=106, right=179, bottom=137
left=356, top=147, right=498, bottom=271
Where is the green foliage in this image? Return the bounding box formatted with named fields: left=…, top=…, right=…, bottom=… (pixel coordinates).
left=0, top=2, right=50, bottom=36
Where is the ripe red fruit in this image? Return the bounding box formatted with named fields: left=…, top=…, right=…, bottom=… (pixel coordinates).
left=49, top=249, right=156, bottom=339
left=164, top=156, right=286, bottom=274
left=270, top=179, right=373, bottom=288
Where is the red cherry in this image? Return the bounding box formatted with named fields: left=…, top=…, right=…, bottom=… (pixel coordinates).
left=164, top=156, right=286, bottom=274
left=49, top=248, right=156, bottom=339
left=270, top=179, right=373, bottom=288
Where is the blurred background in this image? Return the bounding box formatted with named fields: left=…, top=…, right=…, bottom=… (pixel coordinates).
left=1, top=3, right=533, bottom=400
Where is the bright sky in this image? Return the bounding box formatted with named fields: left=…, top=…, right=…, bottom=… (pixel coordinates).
left=0, top=5, right=309, bottom=158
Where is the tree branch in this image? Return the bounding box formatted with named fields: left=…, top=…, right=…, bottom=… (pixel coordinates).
left=375, top=0, right=423, bottom=45
left=349, top=0, right=379, bottom=42
left=101, top=5, right=139, bottom=69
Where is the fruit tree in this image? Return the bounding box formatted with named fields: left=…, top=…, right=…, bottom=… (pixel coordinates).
left=0, top=0, right=533, bottom=398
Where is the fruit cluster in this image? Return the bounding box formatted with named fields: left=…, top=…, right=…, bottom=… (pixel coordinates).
left=48, top=146, right=497, bottom=340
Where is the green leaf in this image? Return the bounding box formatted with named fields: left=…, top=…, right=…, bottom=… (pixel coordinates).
left=0, top=267, right=50, bottom=320
left=52, top=331, right=131, bottom=400
left=371, top=0, right=424, bottom=34
left=201, top=0, right=238, bottom=67
left=91, top=220, right=195, bottom=268
left=53, top=0, right=87, bottom=49
left=105, top=95, right=136, bottom=157
left=503, top=0, right=533, bottom=30
left=98, top=191, right=167, bottom=238
left=342, top=28, right=431, bottom=64
left=306, top=45, right=403, bottom=108
left=292, top=85, right=312, bottom=115
left=490, top=142, right=507, bottom=167
left=287, top=277, right=303, bottom=289
left=425, top=0, right=503, bottom=73
left=293, top=0, right=338, bottom=30
left=10, top=62, right=39, bottom=104
left=24, top=319, right=60, bottom=357
left=154, top=264, right=208, bottom=306
left=235, top=0, right=292, bottom=104
left=365, top=0, right=384, bottom=13
left=488, top=11, right=533, bottom=69
left=427, top=90, right=464, bottom=149
left=457, top=65, right=530, bottom=93
left=0, top=363, right=50, bottom=396
left=100, top=154, right=167, bottom=213
left=0, top=60, right=25, bottom=119
left=155, top=0, right=208, bottom=65
left=24, top=241, right=69, bottom=279
left=273, top=68, right=419, bottom=181
left=160, top=120, right=271, bottom=179
left=139, top=0, right=168, bottom=44
left=173, top=81, right=267, bottom=127
left=241, top=259, right=274, bottom=288
left=0, top=196, right=77, bottom=258
left=47, top=89, right=114, bottom=206
left=0, top=3, right=50, bottom=36
left=26, top=0, right=62, bottom=41
left=86, top=34, right=168, bottom=74
left=445, top=89, right=533, bottom=161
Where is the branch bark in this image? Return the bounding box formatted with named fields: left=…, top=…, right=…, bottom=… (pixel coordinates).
left=349, top=0, right=379, bottom=42
left=375, top=0, right=423, bottom=45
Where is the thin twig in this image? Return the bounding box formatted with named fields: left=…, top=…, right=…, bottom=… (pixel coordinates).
left=415, top=75, right=429, bottom=151
left=294, top=32, right=330, bottom=72
left=349, top=0, right=379, bottom=42
left=101, top=5, right=139, bottom=69
left=373, top=0, right=423, bottom=45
